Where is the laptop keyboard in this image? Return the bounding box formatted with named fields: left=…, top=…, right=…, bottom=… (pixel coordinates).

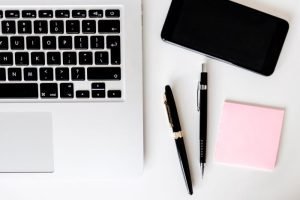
left=0, top=6, right=124, bottom=101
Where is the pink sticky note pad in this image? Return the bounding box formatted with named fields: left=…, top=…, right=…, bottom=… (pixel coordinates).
left=215, top=101, right=285, bottom=170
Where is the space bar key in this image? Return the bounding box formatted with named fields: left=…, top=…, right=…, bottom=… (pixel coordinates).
left=0, top=84, right=39, bottom=99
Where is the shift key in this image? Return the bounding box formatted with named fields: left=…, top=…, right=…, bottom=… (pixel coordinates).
left=0, top=83, right=38, bottom=98
left=88, top=67, right=121, bottom=80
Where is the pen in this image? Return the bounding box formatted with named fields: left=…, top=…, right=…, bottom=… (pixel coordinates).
left=164, top=85, right=193, bottom=195
left=197, top=64, right=207, bottom=178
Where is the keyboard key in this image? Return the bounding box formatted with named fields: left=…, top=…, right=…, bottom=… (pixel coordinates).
left=63, top=52, right=77, bottom=65
left=0, top=11, right=3, bottom=18
left=22, top=10, right=37, bottom=18
left=105, top=9, right=120, bottom=18
left=26, top=37, right=41, bottom=50
left=0, top=83, right=38, bottom=98
left=82, top=20, right=96, bottom=33
left=24, top=68, right=37, bottom=81
left=88, top=67, right=121, bottom=80
left=11, top=37, right=24, bottom=50
left=110, top=48, right=122, bottom=64
left=72, top=67, right=85, bottom=80
left=5, top=10, right=19, bottom=18
left=66, top=20, right=80, bottom=33
left=42, top=36, right=56, bottom=49
left=108, top=90, right=121, bottom=98
left=75, top=36, right=88, bottom=49
left=76, top=90, right=90, bottom=98
left=34, top=20, right=48, bottom=34
left=31, top=52, right=45, bottom=65
left=8, top=68, right=22, bottom=81
left=79, top=52, right=92, bottom=65
left=2, top=21, right=16, bottom=34
left=95, top=52, right=108, bottom=65
left=59, top=36, right=72, bottom=49
left=15, top=52, right=29, bottom=65
left=55, top=10, right=70, bottom=18
left=39, top=10, right=53, bottom=18
left=92, top=82, right=105, bottom=89
left=18, top=21, right=32, bottom=34
left=107, top=36, right=121, bottom=65
left=98, top=20, right=120, bottom=33
left=91, top=36, right=104, bottom=49
left=40, top=68, right=53, bottom=81
left=110, top=52, right=121, bottom=65
left=50, top=20, right=64, bottom=34
left=72, top=10, right=86, bottom=18
left=55, top=67, right=69, bottom=81
left=92, top=90, right=105, bottom=98
left=0, top=68, right=6, bottom=81
left=0, top=52, right=13, bottom=65
left=89, top=10, right=103, bottom=18
left=47, top=52, right=61, bottom=65
left=40, top=83, right=58, bottom=98
left=107, top=35, right=121, bottom=49
left=60, top=83, right=74, bottom=98
left=0, top=37, right=8, bottom=50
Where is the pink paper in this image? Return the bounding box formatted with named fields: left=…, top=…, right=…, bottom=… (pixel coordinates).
left=215, top=101, right=285, bottom=170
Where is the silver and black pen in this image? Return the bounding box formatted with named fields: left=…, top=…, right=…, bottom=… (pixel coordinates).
left=197, top=64, right=208, bottom=178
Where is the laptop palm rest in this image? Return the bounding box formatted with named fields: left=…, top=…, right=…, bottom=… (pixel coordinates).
left=0, top=112, right=54, bottom=173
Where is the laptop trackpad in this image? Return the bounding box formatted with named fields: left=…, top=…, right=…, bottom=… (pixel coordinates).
left=0, top=112, right=54, bottom=173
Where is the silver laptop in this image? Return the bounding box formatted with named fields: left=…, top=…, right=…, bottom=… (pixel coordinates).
left=0, top=0, right=143, bottom=178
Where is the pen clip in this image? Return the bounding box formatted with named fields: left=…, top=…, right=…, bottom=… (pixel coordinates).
left=197, top=81, right=200, bottom=111
left=164, top=95, right=174, bottom=128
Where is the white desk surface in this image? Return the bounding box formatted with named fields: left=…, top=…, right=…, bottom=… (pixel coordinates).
left=1, top=0, right=300, bottom=199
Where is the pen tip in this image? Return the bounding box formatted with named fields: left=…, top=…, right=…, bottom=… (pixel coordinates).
left=188, top=186, right=193, bottom=195
left=202, top=63, right=207, bottom=73
left=201, top=165, right=205, bottom=179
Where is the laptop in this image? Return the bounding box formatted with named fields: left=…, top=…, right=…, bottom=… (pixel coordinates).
left=0, top=0, right=143, bottom=178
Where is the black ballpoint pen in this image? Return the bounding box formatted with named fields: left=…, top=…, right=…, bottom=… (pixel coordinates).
left=197, top=64, right=207, bottom=178
left=164, top=85, right=193, bottom=195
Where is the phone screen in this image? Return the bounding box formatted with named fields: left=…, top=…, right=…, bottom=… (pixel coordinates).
left=161, top=0, right=289, bottom=75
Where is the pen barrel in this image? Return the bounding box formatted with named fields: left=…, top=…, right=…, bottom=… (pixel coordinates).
left=175, top=138, right=193, bottom=195
left=200, top=89, right=207, bottom=164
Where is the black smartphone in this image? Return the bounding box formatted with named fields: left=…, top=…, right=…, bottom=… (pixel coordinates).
left=161, top=0, right=289, bottom=76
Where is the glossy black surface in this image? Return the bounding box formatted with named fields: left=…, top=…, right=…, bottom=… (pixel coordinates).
left=161, top=0, right=289, bottom=76
left=164, top=85, right=193, bottom=195
left=175, top=138, right=193, bottom=195
left=164, top=85, right=181, bottom=132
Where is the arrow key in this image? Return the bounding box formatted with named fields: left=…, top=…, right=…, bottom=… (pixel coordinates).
left=76, top=90, right=90, bottom=98
left=108, top=90, right=121, bottom=98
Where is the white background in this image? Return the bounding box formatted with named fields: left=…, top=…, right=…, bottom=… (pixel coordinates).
left=1, top=0, right=300, bottom=199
